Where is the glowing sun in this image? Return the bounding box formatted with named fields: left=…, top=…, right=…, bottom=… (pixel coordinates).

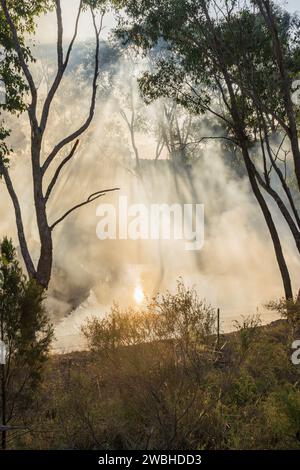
left=134, top=285, right=144, bottom=304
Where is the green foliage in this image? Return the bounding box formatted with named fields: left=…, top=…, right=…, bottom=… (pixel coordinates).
left=11, top=280, right=297, bottom=450
left=82, top=280, right=216, bottom=355
left=0, top=1, right=54, bottom=164
left=0, top=238, right=53, bottom=430
left=22, top=286, right=299, bottom=450
left=0, top=1, right=52, bottom=111
left=116, top=0, right=300, bottom=143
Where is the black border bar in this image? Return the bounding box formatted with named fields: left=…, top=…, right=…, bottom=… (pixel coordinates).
left=0, top=450, right=299, bottom=467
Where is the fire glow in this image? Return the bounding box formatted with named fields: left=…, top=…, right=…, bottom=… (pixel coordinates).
left=134, top=285, right=144, bottom=305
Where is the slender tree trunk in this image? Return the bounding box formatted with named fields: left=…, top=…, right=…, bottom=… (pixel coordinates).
left=36, top=230, right=53, bottom=289
left=256, top=0, right=300, bottom=191
left=241, top=142, right=293, bottom=301
left=32, top=135, right=53, bottom=289
left=218, top=53, right=294, bottom=301
left=254, top=169, right=300, bottom=254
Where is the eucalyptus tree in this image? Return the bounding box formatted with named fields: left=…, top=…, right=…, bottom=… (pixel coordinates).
left=116, top=0, right=300, bottom=301
left=0, top=0, right=119, bottom=289
left=0, top=2, right=49, bottom=166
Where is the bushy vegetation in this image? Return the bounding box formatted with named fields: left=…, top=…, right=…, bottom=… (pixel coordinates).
left=0, top=238, right=53, bottom=449
left=9, top=282, right=300, bottom=450
left=1, top=0, right=300, bottom=452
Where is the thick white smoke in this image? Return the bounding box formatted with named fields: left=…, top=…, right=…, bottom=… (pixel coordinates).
left=1, top=8, right=300, bottom=351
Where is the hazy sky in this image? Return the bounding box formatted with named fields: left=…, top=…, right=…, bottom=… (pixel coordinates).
left=36, top=0, right=116, bottom=43
left=35, top=0, right=300, bottom=44
left=286, top=0, right=300, bottom=12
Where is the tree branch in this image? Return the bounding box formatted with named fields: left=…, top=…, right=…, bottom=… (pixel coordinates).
left=39, top=0, right=83, bottom=133
left=50, top=187, right=120, bottom=231
left=42, top=8, right=103, bottom=175
left=0, top=162, right=36, bottom=277
left=252, top=163, right=300, bottom=252
left=259, top=116, right=300, bottom=229
left=56, top=0, right=63, bottom=69
left=45, top=139, right=80, bottom=202
left=181, top=135, right=237, bottom=149
left=1, top=0, right=38, bottom=127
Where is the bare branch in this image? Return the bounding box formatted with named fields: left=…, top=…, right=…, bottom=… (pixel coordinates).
left=42, top=8, right=103, bottom=175
left=252, top=163, right=300, bottom=252
left=50, top=187, right=120, bottom=231
left=120, top=99, right=140, bottom=168
left=64, top=0, right=83, bottom=65
left=45, top=139, right=80, bottom=202
left=119, top=109, right=131, bottom=129
left=56, top=0, right=63, bottom=69
left=259, top=117, right=300, bottom=229
left=155, top=138, right=164, bottom=161
left=39, top=0, right=83, bottom=133
left=181, top=135, right=237, bottom=149
left=0, top=162, right=36, bottom=277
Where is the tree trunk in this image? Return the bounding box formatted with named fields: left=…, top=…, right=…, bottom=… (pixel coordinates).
left=241, top=142, right=293, bottom=301
left=32, top=134, right=53, bottom=289
left=218, top=56, right=294, bottom=301
left=257, top=0, right=300, bottom=191
left=36, top=230, right=53, bottom=289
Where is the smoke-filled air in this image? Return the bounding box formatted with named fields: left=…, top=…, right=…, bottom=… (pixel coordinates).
left=1, top=0, right=300, bottom=453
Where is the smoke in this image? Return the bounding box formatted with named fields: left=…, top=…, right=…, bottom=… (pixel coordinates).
left=1, top=36, right=299, bottom=352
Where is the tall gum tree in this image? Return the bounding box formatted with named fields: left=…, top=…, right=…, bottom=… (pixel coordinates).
left=116, top=0, right=300, bottom=301
left=0, top=0, right=119, bottom=288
